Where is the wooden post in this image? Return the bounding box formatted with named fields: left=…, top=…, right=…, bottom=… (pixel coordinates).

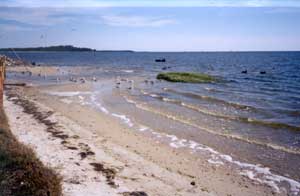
left=0, top=57, right=6, bottom=108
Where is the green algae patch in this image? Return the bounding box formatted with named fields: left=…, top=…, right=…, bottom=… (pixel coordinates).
left=157, top=72, right=217, bottom=83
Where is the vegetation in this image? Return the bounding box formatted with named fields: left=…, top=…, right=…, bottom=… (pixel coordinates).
left=0, top=108, right=62, bottom=196
left=157, top=72, right=217, bottom=83
left=0, top=45, right=95, bottom=52
left=0, top=45, right=135, bottom=52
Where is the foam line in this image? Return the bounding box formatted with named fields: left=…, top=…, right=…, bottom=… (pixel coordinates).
left=48, top=91, right=91, bottom=97
left=112, top=113, right=134, bottom=127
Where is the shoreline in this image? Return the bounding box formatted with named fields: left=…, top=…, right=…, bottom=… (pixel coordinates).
left=3, top=59, right=300, bottom=195
left=4, top=84, right=279, bottom=196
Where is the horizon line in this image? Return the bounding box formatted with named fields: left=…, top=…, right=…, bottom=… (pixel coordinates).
left=2, top=0, right=300, bottom=8
left=1, top=45, right=300, bottom=53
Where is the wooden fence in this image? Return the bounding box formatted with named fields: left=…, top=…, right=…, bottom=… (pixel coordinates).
left=0, top=57, right=6, bottom=108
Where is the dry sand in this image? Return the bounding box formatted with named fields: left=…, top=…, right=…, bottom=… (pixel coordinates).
left=3, top=83, right=280, bottom=196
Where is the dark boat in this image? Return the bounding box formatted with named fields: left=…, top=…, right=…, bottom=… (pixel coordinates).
left=155, top=58, right=166, bottom=62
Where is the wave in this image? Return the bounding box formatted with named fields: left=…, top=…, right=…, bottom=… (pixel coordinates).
left=90, top=93, right=109, bottom=114
left=140, top=89, right=300, bottom=132
left=162, top=88, right=256, bottom=111
left=55, top=90, right=300, bottom=194
left=162, top=133, right=300, bottom=195
left=122, top=94, right=300, bottom=155
left=47, top=91, right=92, bottom=97
left=119, top=95, right=300, bottom=195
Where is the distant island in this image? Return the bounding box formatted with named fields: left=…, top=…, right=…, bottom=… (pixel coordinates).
left=0, top=45, right=95, bottom=52
left=0, top=45, right=134, bottom=52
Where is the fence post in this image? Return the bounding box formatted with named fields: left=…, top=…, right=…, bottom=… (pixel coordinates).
left=0, top=57, right=6, bottom=108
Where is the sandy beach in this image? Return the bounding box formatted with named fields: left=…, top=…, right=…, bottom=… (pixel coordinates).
left=1, top=3, right=300, bottom=195
left=2, top=63, right=285, bottom=195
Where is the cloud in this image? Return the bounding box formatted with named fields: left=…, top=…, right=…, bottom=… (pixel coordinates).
left=0, top=17, right=42, bottom=32
left=101, top=15, right=176, bottom=27
left=0, top=7, right=176, bottom=32
left=0, top=7, right=81, bottom=28
left=1, top=0, right=300, bottom=7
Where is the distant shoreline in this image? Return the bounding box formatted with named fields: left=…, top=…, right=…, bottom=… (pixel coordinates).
left=0, top=45, right=134, bottom=53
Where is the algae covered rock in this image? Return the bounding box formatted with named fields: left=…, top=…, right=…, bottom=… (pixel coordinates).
left=157, top=72, right=217, bottom=83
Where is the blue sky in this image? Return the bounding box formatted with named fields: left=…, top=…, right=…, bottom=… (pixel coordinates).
left=0, top=0, right=300, bottom=51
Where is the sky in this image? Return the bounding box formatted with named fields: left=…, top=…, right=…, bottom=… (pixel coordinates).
left=0, top=0, right=300, bottom=51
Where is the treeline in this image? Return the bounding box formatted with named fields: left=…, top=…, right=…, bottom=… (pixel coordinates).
left=0, top=45, right=96, bottom=52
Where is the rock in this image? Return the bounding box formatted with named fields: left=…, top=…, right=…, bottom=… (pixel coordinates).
left=191, top=181, right=196, bottom=186
left=241, top=70, right=247, bottom=74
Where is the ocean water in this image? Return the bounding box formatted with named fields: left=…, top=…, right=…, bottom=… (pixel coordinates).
left=3, top=51, right=300, bottom=193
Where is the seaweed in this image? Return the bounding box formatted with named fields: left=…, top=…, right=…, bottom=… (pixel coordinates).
left=157, top=72, right=217, bottom=83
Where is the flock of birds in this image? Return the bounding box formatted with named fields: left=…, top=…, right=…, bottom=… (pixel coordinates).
left=20, top=67, right=157, bottom=92
left=115, top=77, right=156, bottom=90
left=115, top=77, right=135, bottom=90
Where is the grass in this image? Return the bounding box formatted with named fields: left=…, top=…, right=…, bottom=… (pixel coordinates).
left=0, top=108, right=62, bottom=196
left=157, top=72, right=217, bottom=83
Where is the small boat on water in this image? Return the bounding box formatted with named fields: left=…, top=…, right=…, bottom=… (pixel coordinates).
left=155, top=58, right=166, bottom=62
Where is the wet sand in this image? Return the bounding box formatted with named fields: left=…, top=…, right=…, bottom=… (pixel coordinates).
left=4, top=85, right=280, bottom=196
left=4, top=63, right=297, bottom=195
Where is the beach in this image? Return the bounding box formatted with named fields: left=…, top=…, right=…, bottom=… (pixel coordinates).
left=4, top=82, right=276, bottom=196
left=2, top=51, right=300, bottom=196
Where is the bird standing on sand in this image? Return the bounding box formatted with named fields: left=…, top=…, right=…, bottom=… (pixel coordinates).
left=128, top=80, right=134, bottom=90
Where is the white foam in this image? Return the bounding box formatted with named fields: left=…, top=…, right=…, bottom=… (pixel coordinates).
left=112, top=113, right=133, bottom=127
left=90, top=93, right=109, bottom=114
left=139, top=126, right=149, bottom=132
left=78, top=96, right=84, bottom=100
left=141, top=90, right=149, bottom=95
left=162, top=97, right=172, bottom=102
left=9, top=97, right=18, bottom=101
left=48, top=91, right=91, bottom=97
left=165, top=134, right=178, bottom=142
left=151, top=131, right=162, bottom=136
left=121, top=70, right=134, bottom=73
left=188, top=141, right=199, bottom=149
left=150, top=94, right=159, bottom=98
left=208, top=159, right=224, bottom=165
left=125, top=98, right=136, bottom=104
left=157, top=131, right=300, bottom=195
left=60, top=98, right=73, bottom=104
left=170, top=139, right=188, bottom=148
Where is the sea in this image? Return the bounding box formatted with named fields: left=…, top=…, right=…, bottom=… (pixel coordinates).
left=2, top=51, right=300, bottom=194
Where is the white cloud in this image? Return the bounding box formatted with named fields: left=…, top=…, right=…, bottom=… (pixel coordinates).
left=101, top=15, right=176, bottom=27
left=0, top=7, right=176, bottom=32
left=0, top=8, right=79, bottom=27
